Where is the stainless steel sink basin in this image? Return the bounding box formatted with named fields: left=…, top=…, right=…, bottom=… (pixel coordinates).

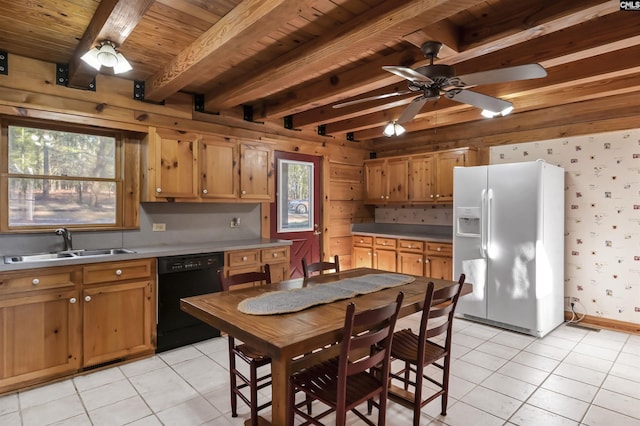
left=73, top=248, right=136, bottom=257
left=3, top=248, right=136, bottom=264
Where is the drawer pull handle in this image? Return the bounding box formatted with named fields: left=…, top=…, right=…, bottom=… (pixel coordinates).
left=115, top=269, right=123, bottom=276
left=425, top=259, right=430, bottom=263
left=273, top=253, right=278, bottom=257
left=156, top=188, right=162, bottom=193
left=437, top=247, right=441, bottom=252
left=359, top=240, right=364, bottom=243
left=202, top=189, right=208, bottom=194
left=242, top=256, right=248, bottom=261
left=241, top=190, right=246, bottom=195
left=32, top=278, right=40, bottom=285
left=69, top=297, right=77, bottom=304
left=85, top=296, right=92, bottom=302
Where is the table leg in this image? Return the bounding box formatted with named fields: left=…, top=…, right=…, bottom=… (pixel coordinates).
left=270, top=355, right=290, bottom=425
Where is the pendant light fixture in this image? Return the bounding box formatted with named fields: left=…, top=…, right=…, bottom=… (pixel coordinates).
left=81, top=40, right=132, bottom=74
left=383, top=121, right=406, bottom=137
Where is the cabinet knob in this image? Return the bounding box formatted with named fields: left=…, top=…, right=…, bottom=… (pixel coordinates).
left=385, top=195, right=389, bottom=199
left=368, top=252, right=372, bottom=256
left=272, top=253, right=278, bottom=258
left=359, top=240, right=364, bottom=243
left=436, top=194, right=440, bottom=198
left=373, top=253, right=377, bottom=256
left=242, top=256, right=248, bottom=261
left=437, top=247, right=441, bottom=252
left=69, top=297, right=77, bottom=304
left=382, top=242, right=386, bottom=246
left=418, top=259, right=422, bottom=263
left=85, top=295, right=91, bottom=302
left=156, top=188, right=162, bottom=193
left=202, top=189, right=208, bottom=194
left=32, top=278, right=40, bottom=285
left=115, top=269, right=123, bottom=276
left=241, top=190, right=246, bottom=195
left=380, top=195, right=384, bottom=199
left=430, top=194, right=434, bottom=198
left=425, top=259, right=430, bottom=263
left=407, top=244, right=412, bottom=248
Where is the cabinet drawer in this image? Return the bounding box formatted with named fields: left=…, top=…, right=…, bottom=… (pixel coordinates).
left=426, top=243, right=452, bottom=255
left=83, top=260, right=153, bottom=285
left=352, top=235, right=373, bottom=246
left=0, top=268, right=76, bottom=294
left=397, top=239, right=424, bottom=252
left=375, top=237, right=397, bottom=249
left=262, top=247, right=289, bottom=264
left=227, top=249, right=260, bottom=268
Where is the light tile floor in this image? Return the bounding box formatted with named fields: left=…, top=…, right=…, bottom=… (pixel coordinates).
left=2, top=317, right=640, bottom=425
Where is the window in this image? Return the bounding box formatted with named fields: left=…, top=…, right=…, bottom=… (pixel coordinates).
left=2, top=121, right=123, bottom=230
left=277, top=159, right=313, bottom=232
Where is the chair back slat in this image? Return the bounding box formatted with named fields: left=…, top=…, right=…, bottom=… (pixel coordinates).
left=302, top=255, right=340, bottom=278
left=418, top=274, right=465, bottom=347
left=218, top=264, right=271, bottom=291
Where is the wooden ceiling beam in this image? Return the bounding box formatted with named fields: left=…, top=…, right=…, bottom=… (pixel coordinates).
left=143, top=0, right=316, bottom=102
left=204, top=0, right=486, bottom=111
left=402, top=18, right=461, bottom=58
left=68, top=0, right=154, bottom=89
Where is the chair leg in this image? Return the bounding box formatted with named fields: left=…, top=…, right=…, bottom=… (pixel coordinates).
left=250, top=362, right=258, bottom=426
left=413, top=364, right=424, bottom=426
left=403, top=361, right=410, bottom=390
left=441, top=356, right=451, bottom=416
left=228, top=340, right=238, bottom=417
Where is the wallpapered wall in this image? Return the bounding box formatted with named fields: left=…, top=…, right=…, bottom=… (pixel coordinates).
left=376, top=128, right=640, bottom=324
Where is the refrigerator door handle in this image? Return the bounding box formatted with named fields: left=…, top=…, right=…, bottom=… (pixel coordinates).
left=486, top=188, right=493, bottom=257
left=480, top=188, right=487, bottom=258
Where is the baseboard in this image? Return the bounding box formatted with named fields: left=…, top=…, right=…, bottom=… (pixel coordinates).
left=564, top=311, right=640, bottom=335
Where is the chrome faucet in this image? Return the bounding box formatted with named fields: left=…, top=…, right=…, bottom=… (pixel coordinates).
left=55, top=228, right=73, bottom=251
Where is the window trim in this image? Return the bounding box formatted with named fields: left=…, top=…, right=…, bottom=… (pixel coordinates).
left=0, top=117, right=132, bottom=232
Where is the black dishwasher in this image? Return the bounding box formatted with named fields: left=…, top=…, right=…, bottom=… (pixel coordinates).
left=156, top=252, right=223, bottom=353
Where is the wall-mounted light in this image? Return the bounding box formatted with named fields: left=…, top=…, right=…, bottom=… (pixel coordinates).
left=81, top=40, right=132, bottom=74
left=383, top=121, right=406, bottom=137
left=481, top=105, right=514, bottom=118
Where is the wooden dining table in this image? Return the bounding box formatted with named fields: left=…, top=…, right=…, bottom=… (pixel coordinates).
left=180, top=267, right=471, bottom=425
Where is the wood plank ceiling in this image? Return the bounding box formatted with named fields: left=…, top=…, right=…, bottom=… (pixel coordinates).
left=0, top=0, right=637, bottom=148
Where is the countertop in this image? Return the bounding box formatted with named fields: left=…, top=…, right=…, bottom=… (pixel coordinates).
left=0, top=238, right=292, bottom=272
left=351, top=223, right=453, bottom=244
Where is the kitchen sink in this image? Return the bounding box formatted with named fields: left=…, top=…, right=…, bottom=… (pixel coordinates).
left=3, top=248, right=136, bottom=264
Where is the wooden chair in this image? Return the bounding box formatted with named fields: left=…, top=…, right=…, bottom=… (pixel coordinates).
left=388, top=274, right=465, bottom=425
left=217, top=265, right=272, bottom=426
left=302, top=255, right=340, bottom=278
left=287, top=291, right=404, bottom=426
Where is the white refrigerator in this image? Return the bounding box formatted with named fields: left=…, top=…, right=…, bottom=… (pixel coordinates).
left=453, top=160, right=564, bottom=337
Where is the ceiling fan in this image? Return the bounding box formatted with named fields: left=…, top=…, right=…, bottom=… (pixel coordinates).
left=333, top=41, right=547, bottom=124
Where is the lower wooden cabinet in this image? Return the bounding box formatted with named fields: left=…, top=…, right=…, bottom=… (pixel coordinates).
left=0, top=258, right=156, bottom=394
left=225, top=245, right=290, bottom=283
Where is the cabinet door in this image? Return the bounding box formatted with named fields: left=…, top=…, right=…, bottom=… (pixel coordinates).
left=408, top=155, right=435, bottom=202
left=386, top=158, right=408, bottom=202
left=426, top=256, right=452, bottom=280
left=352, top=246, right=373, bottom=268
left=364, top=160, right=387, bottom=203
left=201, top=136, right=238, bottom=199
left=398, top=252, right=424, bottom=276
left=83, top=280, right=153, bottom=367
left=154, top=128, right=199, bottom=199
left=239, top=143, right=273, bottom=200
left=435, top=151, right=466, bottom=203
left=374, top=249, right=396, bottom=272
left=0, top=290, right=81, bottom=393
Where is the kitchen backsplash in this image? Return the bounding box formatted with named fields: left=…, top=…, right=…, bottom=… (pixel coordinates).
left=0, top=203, right=262, bottom=255
left=375, top=204, right=453, bottom=225
left=490, top=128, right=640, bottom=324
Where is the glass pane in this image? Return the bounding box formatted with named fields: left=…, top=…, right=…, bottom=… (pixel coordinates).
left=278, top=159, right=313, bottom=232
left=8, top=178, right=116, bottom=226
left=8, top=125, right=116, bottom=178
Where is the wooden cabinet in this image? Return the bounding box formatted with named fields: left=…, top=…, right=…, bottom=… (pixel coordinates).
left=352, top=234, right=452, bottom=279
left=0, top=259, right=156, bottom=394
left=352, top=236, right=373, bottom=268
left=82, top=260, right=155, bottom=367
left=225, top=245, right=291, bottom=283
left=364, top=148, right=477, bottom=205
left=364, top=158, right=408, bottom=204
left=143, top=127, right=273, bottom=202
left=0, top=267, right=81, bottom=394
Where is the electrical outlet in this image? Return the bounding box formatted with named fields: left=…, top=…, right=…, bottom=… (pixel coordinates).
left=230, top=218, right=241, bottom=228
left=152, top=223, right=166, bottom=232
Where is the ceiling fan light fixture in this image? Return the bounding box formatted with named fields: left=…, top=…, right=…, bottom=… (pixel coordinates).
left=81, top=40, right=131, bottom=74
left=481, top=105, right=514, bottom=118
left=383, top=121, right=405, bottom=137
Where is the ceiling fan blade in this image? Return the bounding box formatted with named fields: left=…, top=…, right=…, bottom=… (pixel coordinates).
left=454, top=64, right=547, bottom=87
left=382, top=66, right=434, bottom=84
left=447, top=90, right=512, bottom=113
left=397, top=97, right=428, bottom=124
left=332, top=90, right=411, bottom=108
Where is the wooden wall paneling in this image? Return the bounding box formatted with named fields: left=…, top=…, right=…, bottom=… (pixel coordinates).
left=329, top=181, right=363, bottom=201
left=321, top=155, right=331, bottom=262
left=122, top=136, right=141, bottom=228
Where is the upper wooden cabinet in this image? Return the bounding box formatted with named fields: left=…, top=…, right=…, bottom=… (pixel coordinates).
left=143, top=127, right=274, bottom=202
left=364, top=148, right=477, bottom=205
left=364, top=157, right=409, bottom=204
